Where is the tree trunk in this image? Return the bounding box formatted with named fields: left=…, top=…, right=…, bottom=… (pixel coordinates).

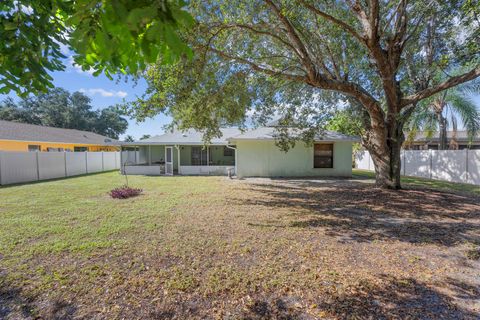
left=364, top=116, right=404, bottom=189
left=438, top=113, right=447, bottom=150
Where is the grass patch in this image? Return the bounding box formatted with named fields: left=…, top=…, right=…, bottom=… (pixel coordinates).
left=353, top=169, right=480, bottom=195
left=0, top=171, right=479, bottom=319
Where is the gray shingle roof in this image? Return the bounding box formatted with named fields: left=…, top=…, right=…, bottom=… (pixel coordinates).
left=229, top=127, right=360, bottom=142
left=125, top=128, right=243, bottom=145
left=122, top=127, right=359, bottom=145
left=0, top=120, right=118, bottom=145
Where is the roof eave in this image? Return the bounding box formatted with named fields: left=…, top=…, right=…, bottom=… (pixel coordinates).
left=120, top=141, right=230, bottom=146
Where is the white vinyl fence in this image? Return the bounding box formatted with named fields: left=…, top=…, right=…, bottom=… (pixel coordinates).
left=0, top=151, right=121, bottom=185
left=355, top=150, right=480, bottom=185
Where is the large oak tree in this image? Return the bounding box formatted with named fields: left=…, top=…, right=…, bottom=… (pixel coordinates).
left=132, top=0, right=479, bottom=188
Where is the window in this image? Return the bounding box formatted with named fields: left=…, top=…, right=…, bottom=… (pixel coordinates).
left=314, top=143, right=333, bottom=168
left=74, top=146, right=88, bottom=152
left=28, top=145, right=41, bottom=152
left=223, top=146, right=234, bottom=157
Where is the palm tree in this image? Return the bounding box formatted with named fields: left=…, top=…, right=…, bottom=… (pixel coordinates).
left=405, top=82, right=480, bottom=150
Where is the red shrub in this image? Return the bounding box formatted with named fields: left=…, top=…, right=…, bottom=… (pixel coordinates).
left=109, top=186, right=142, bottom=199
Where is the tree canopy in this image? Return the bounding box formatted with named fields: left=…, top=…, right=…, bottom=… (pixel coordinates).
left=130, top=0, right=480, bottom=188
left=0, top=88, right=128, bottom=139
left=0, top=0, right=193, bottom=96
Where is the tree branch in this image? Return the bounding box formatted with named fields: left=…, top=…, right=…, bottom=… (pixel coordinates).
left=205, top=46, right=309, bottom=83
left=264, top=0, right=317, bottom=78
left=401, top=67, right=480, bottom=107
left=298, top=0, right=365, bottom=43
left=217, top=23, right=298, bottom=52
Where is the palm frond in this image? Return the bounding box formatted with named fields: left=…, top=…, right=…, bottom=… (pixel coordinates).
left=448, top=92, right=480, bottom=142
left=406, top=105, right=438, bottom=137
left=456, top=79, right=480, bottom=97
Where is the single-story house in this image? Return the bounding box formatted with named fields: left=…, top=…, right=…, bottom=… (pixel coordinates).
left=0, top=120, right=119, bottom=152
left=120, top=127, right=358, bottom=178
left=405, top=130, right=480, bottom=150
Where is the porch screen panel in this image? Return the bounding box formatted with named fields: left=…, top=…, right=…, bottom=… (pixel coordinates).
left=191, top=147, right=211, bottom=165
left=166, top=147, right=172, bottom=162
left=165, top=147, right=173, bottom=175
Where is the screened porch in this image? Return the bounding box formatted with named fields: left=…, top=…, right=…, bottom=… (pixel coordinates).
left=120, top=144, right=235, bottom=176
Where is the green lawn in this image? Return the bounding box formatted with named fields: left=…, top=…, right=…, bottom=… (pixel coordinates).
left=353, top=169, right=480, bottom=195
left=0, top=172, right=479, bottom=319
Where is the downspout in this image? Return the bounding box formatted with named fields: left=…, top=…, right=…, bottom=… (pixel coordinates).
left=226, top=144, right=237, bottom=177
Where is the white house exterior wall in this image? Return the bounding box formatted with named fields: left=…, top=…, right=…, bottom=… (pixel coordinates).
left=235, top=140, right=353, bottom=178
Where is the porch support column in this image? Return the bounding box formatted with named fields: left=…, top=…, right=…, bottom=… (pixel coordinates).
left=148, top=145, right=151, bottom=165
left=175, top=145, right=181, bottom=175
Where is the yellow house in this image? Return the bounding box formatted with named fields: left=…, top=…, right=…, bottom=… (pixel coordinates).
left=0, top=120, right=119, bottom=152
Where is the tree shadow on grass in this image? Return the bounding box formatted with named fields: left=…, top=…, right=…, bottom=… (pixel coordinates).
left=318, top=275, right=478, bottom=320
left=233, top=179, right=480, bottom=246
left=0, top=276, right=77, bottom=320
left=0, top=286, right=35, bottom=319
left=233, top=275, right=478, bottom=320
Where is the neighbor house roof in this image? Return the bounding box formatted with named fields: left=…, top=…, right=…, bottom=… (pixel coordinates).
left=121, top=127, right=359, bottom=146
left=228, top=127, right=360, bottom=142
left=0, top=120, right=118, bottom=145
left=124, top=128, right=243, bottom=145
left=413, top=130, right=480, bottom=143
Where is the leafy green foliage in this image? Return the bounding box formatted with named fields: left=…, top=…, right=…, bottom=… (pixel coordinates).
left=0, top=0, right=193, bottom=96
left=0, top=88, right=128, bottom=139
left=127, top=0, right=479, bottom=148
left=326, top=106, right=364, bottom=137
left=68, top=0, right=193, bottom=78
left=125, top=52, right=256, bottom=142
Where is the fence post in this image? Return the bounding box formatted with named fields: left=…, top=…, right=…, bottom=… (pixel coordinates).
left=0, top=151, right=3, bottom=185
left=64, top=151, right=68, bottom=177
left=429, top=149, right=433, bottom=180
left=101, top=152, right=105, bottom=171
left=35, top=151, right=40, bottom=181
left=465, top=149, right=469, bottom=184
left=85, top=152, right=88, bottom=174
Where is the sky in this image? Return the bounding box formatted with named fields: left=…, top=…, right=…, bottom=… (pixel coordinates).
left=1, top=53, right=480, bottom=141
left=48, top=65, right=173, bottom=140
left=1, top=54, right=173, bottom=141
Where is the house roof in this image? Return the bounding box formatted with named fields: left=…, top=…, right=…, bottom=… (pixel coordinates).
left=121, top=127, right=359, bottom=146
left=228, top=127, right=360, bottom=142
left=0, top=120, right=118, bottom=145
left=413, top=130, right=480, bottom=143
left=124, top=128, right=243, bottom=145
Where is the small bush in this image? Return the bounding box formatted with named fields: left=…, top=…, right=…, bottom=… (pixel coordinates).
left=109, top=185, right=142, bottom=199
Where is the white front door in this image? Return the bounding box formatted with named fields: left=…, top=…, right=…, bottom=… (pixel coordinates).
left=165, top=146, right=173, bottom=175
